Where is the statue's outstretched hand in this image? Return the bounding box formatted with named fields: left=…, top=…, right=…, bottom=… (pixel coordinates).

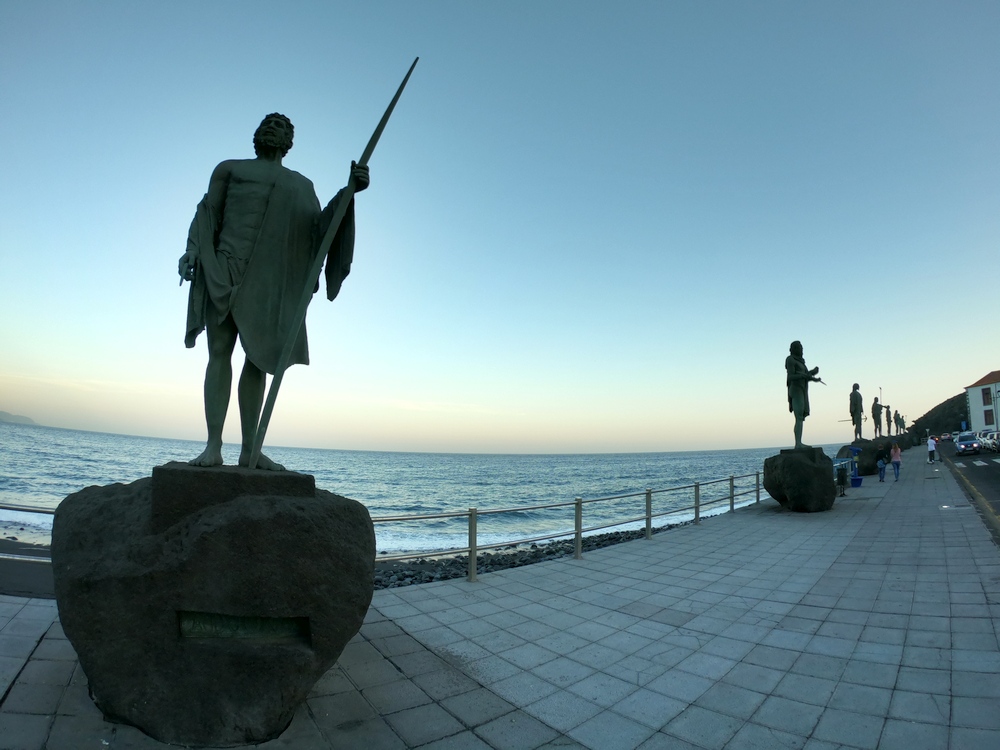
left=809, top=367, right=819, bottom=376
left=178, top=252, right=197, bottom=282
left=351, top=161, right=370, bottom=192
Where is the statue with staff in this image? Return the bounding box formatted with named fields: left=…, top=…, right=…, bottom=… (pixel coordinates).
left=179, top=60, right=418, bottom=470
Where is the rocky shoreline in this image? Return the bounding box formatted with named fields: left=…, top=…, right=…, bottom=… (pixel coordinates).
left=373, top=520, right=692, bottom=589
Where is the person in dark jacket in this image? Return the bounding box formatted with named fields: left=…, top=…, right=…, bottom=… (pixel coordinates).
left=874, top=443, right=891, bottom=482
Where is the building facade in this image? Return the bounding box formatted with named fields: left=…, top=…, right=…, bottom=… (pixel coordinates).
left=965, top=371, right=1000, bottom=433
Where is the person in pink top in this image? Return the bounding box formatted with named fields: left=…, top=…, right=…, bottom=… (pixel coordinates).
left=890, top=442, right=902, bottom=480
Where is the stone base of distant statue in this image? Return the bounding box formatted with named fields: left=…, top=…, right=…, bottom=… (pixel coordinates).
left=836, top=440, right=876, bottom=476
left=837, top=439, right=909, bottom=476
left=762, top=447, right=836, bottom=513
left=51, top=461, right=375, bottom=747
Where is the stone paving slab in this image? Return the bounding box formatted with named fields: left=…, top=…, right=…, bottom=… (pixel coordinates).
left=0, top=452, right=998, bottom=748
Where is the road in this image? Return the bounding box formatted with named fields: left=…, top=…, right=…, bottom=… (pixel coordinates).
left=939, top=440, right=1000, bottom=541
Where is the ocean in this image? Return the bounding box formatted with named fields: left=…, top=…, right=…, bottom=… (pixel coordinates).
left=0, top=422, right=841, bottom=555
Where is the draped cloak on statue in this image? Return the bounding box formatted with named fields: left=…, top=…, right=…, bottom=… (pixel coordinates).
left=184, top=166, right=355, bottom=375
left=785, top=354, right=810, bottom=418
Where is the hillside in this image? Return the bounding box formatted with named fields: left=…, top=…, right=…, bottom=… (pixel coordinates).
left=0, top=410, right=36, bottom=425
left=908, top=393, right=968, bottom=439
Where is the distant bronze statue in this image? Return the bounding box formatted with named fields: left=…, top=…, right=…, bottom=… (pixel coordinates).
left=850, top=384, right=863, bottom=441
left=883, top=404, right=891, bottom=437
left=872, top=397, right=883, bottom=437
left=179, top=113, right=369, bottom=470
left=895, top=410, right=903, bottom=433
left=785, top=341, right=821, bottom=449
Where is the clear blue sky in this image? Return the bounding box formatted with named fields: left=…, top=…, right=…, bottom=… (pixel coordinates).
left=1, top=1, right=997, bottom=453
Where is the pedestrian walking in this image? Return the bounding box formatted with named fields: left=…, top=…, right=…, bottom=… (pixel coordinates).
left=875, top=443, right=890, bottom=482
left=927, top=435, right=937, bottom=463
left=890, top=442, right=902, bottom=480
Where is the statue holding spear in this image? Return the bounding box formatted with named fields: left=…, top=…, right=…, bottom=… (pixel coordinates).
left=179, top=60, right=418, bottom=469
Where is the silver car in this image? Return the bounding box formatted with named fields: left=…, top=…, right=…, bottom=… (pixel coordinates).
left=956, top=433, right=981, bottom=456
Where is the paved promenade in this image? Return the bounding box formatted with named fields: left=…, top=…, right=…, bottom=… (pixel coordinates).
left=2, top=451, right=999, bottom=749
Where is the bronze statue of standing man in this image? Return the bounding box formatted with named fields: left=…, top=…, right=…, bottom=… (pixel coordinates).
left=849, top=384, right=864, bottom=442
left=786, top=341, right=820, bottom=449
left=178, top=113, right=369, bottom=470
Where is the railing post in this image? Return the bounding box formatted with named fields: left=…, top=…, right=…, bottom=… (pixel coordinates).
left=645, top=488, right=652, bottom=539
left=755, top=472, right=760, bottom=503
left=574, top=497, right=583, bottom=559
left=467, top=507, right=478, bottom=582
left=694, top=482, right=700, bottom=524
left=729, top=475, right=735, bottom=513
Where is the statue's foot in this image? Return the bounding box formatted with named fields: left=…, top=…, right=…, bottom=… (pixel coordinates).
left=239, top=450, right=285, bottom=472
left=189, top=445, right=224, bottom=467
left=794, top=442, right=813, bottom=450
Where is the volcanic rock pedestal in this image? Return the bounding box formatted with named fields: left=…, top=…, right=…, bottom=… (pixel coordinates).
left=763, top=447, right=836, bottom=513
left=51, top=462, right=375, bottom=747
left=837, top=440, right=886, bottom=477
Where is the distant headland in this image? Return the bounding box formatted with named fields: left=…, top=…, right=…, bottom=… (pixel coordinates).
left=0, top=411, right=37, bottom=425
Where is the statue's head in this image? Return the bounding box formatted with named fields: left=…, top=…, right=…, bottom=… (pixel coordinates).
left=874, top=397, right=879, bottom=403
left=853, top=383, right=859, bottom=391
left=789, top=340, right=803, bottom=357
left=253, top=113, right=294, bottom=157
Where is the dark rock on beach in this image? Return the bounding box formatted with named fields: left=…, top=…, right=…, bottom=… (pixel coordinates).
left=52, top=463, right=375, bottom=747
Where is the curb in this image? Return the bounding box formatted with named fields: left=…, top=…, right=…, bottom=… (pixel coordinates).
left=944, top=457, right=1000, bottom=545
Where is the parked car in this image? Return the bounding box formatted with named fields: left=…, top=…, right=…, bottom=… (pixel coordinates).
left=952, top=432, right=960, bottom=441
left=956, top=433, right=981, bottom=456
left=981, top=433, right=996, bottom=452
left=939, top=432, right=953, bottom=441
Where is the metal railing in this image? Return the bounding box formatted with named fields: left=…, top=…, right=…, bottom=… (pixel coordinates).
left=0, top=472, right=763, bottom=580
left=372, top=471, right=762, bottom=581
left=0, top=502, right=55, bottom=515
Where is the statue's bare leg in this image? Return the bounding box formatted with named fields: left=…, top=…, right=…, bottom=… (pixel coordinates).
left=190, top=314, right=238, bottom=466
left=237, top=359, right=285, bottom=471
left=793, top=415, right=810, bottom=450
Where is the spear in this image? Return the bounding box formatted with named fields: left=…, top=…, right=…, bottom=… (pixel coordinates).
left=249, top=57, right=419, bottom=469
